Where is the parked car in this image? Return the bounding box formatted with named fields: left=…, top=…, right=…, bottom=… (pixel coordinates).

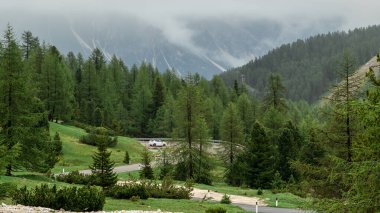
left=148, top=139, right=167, bottom=147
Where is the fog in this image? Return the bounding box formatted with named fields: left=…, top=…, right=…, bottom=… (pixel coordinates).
left=1, top=0, right=379, bottom=75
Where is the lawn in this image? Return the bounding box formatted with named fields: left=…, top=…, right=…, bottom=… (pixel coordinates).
left=104, top=198, right=247, bottom=213
left=49, top=122, right=144, bottom=173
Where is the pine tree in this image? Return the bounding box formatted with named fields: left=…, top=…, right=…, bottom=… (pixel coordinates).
left=90, top=136, right=117, bottom=188
left=140, top=147, right=154, bottom=179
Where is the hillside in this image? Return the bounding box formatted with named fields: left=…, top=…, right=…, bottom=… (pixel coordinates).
left=220, top=25, right=380, bottom=102
left=48, top=122, right=144, bottom=173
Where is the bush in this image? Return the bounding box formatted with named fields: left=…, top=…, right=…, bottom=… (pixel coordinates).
left=220, top=194, right=231, bottom=204
left=0, top=183, right=17, bottom=199
left=56, top=170, right=95, bottom=185
left=124, top=151, right=130, bottom=164
left=106, top=179, right=192, bottom=200
left=12, top=184, right=105, bottom=212
left=257, top=188, right=263, bottom=195
left=106, top=183, right=149, bottom=200
left=79, top=133, right=117, bottom=147
left=205, top=207, right=227, bottom=213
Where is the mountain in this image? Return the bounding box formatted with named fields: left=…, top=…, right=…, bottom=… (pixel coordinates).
left=0, top=11, right=342, bottom=79
left=220, top=25, right=380, bottom=102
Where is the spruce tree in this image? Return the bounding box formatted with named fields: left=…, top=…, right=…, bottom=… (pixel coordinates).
left=90, top=136, right=117, bottom=188
left=242, top=122, right=276, bottom=188
left=277, top=121, right=302, bottom=181
left=140, top=147, right=154, bottom=179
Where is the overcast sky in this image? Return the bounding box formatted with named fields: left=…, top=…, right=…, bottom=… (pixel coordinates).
left=1, top=0, right=380, bottom=28
left=1, top=0, right=379, bottom=70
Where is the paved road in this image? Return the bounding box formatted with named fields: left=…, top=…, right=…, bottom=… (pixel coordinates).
left=234, top=203, right=307, bottom=213
left=79, top=163, right=142, bottom=175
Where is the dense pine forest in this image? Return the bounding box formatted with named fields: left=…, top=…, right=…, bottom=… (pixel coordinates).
left=0, top=23, right=379, bottom=212
left=221, top=25, right=380, bottom=102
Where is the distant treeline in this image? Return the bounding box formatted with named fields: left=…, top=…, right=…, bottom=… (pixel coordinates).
left=221, top=25, right=380, bottom=102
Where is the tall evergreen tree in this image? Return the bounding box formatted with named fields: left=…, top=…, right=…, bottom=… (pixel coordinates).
left=21, top=31, right=39, bottom=60
left=173, top=74, right=204, bottom=180
left=140, top=147, right=154, bottom=179
left=263, top=74, right=287, bottom=111
left=194, top=117, right=212, bottom=184
left=90, top=136, right=117, bottom=188
left=0, top=25, right=53, bottom=175
left=277, top=121, right=303, bottom=181
left=220, top=103, right=244, bottom=184
left=241, top=122, right=276, bottom=188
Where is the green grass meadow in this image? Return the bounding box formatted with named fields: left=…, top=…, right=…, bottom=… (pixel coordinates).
left=49, top=122, right=144, bottom=173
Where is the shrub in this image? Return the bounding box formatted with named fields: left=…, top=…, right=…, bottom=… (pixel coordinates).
left=79, top=133, right=117, bottom=147
left=106, top=179, right=192, bottom=200
left=106, top=183, right=149, bottom=200
left=0, top=183, right=17, bottom=199
left=220, top=194, right=231, bottom=204
left=257, top=188, right=263, bottom=195
left=12, top=184, right=105, bottom=211
left=56, top=170, right=95, bottom=185
left=124, top=151, right=130, bottom=164
left=205, top=207, right=227, bottom=213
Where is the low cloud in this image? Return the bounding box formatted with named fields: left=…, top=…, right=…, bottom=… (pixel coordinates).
left=1, top=0, right=380, bottom=68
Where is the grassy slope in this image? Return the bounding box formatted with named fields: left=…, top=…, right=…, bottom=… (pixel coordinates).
left=49, top=122, right=144, bottom=173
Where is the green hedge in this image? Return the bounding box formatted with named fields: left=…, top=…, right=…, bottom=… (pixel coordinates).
left=13, top=184, right=105, bottom=212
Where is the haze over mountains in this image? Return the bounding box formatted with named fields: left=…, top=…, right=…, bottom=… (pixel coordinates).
left=1, top=0, right=380, bottom=78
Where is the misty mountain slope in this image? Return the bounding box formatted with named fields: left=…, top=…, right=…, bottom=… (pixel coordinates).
left=220, top=25, right=380, bottom=102
left=1, top=9, right=343, bottom=79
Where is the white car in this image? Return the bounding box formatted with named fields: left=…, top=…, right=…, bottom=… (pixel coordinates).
left=148, top=139, right=167, bottom=147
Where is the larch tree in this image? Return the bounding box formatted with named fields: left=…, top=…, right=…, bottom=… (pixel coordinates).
left=173, top=73, right=204, bottom=180
left=0, top=25, right=54, bottom=175
left=220, top=102, right=244, bottom=184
